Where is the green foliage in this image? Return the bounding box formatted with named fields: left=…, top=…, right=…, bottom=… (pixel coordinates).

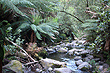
left=5, top=27, right=24, bottom=54
left=0, top=20, right=11, bottom=60
left=82, top=0, right=110, bottom=52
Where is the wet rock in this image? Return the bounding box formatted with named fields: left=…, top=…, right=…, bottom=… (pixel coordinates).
left=68, top=48, right=85, bottom=54
left=93, top=58, right=100, bottom=62
left=55, top=45, right=61, bottom=48
left=74, top=56, right=82, bottom=61
left=96, top=66, right=103, bottom=71
left=78, top=40, right=85, bottom=44
left=78, top=45, right=85, bottom=48
left=65, top=43, right=71, bottom=47
left=104, top=70, right=110, bottom=73
left=3, top=60, right=23, bottom=73
left=40, top=58, right=66, bottom=70
left=48, top=67, right=53, bottom=71
left=57, top=47, right=68, bottom=53
left=80, top=50, right=90, bottom=55
left=87, top=55, right=94, bottom=59
left=103, top=63, right=109, bottom=69
left=54, top=68, right=72, bottom=73
left=78, top=62, right=92, bottom=70
left=74, top=51, right=80, bottom=56
left=68, top=48, right=84, bottom=55
left=83, top=57, right=90, bottom=62
left=47, top=48, right=55, bottom=52
left=36, top=68, right=42, bottom=73
left=75, top=60, right=83, bottom=66
left=60, top=43, right=66, bottom=47
left=68, top=49, right=76, bottom=55
left=98, top=61, right=104, bottom=65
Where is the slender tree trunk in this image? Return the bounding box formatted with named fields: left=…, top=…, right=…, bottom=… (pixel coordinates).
left=0, top=58, right=2, bottom=73
left=31, top=30, right=34, bottom=43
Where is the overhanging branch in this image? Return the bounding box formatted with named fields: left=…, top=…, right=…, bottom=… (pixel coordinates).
left=60, top=11, right=84, bottom=23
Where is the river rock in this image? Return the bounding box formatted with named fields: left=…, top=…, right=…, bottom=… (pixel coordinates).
left=96, top=66, right=103, bottom=71
left=78, top=40, right=85, bottom=44
left=40, top=58, right=66, bottom=69
left=83, top=57, right=90, bottom=62
left=78, top=62, right=92, bottom=70
left=104, top=70, right=110, bottom=73
left=54, top=68, right=72, bottom=73
left=48, top=67, right=53, bottom=71
left=86, top=55, right=94, bottom=59
left=3, top=60, right=23, bottom=73
left=80, top=50, right=90, bottom=55
left=103, top=63, right=109, bottom=69
left=68, top=48, right=78, bottom=55
left=47, top=48, right=55, bottom=52
left=93, top=58, right=100, bottom=62
left=65, top=43, right=71, bottom=47
left=74, top=51, right=80, bottom=56
left=68, top=49, right=85, bottom=55
left=74, top=56, right=82, bottom=61
left=75, top=60, right=83, bottom=66
left=57, top=47, right=68, bottom=53
left=60, top=43, right=66, bottom=47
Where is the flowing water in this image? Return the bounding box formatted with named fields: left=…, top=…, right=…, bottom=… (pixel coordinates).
left=47, top=52, right=90, bottom=73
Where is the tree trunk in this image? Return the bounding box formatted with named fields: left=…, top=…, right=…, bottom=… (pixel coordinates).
left=104, top=39, right=110, bottom=51
left=0, top=58, right=2, bottom=73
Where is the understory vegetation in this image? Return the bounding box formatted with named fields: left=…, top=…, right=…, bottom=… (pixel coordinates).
left=0, top=0, right=110, bottom=72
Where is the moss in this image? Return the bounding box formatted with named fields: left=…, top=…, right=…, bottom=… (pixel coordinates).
left=51, top=64, right=61, bottom=68
left=55, top=71, right=61, bottom=73
left=8, top=60, right=22, bottom=73
left=38, top=49, right=47, bottom=58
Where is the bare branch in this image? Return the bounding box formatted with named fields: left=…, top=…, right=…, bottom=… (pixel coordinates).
left=5, top=37, right=37, bottom=62
left=60, top=11, right=84, bottom=23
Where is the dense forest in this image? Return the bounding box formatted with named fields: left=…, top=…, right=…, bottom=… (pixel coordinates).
left=0, top=0, right=110, bottom=73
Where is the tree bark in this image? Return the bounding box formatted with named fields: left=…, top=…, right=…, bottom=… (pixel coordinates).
left=0, top=58, right=2, bottom=73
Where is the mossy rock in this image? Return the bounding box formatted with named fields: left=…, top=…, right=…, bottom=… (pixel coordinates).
left=3, top=60, right=23, bottom=73
left=38, top=49, right=47, bottom=58
left=59, top=34, right=67, bottom=40
left=34, top=53, right=42, bottom=60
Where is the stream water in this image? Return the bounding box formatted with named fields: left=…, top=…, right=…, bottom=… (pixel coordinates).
left=47, top=52, right=90, bottom=73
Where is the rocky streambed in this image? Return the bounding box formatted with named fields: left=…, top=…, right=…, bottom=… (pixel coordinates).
left=2, top=39, right=110, bottom=73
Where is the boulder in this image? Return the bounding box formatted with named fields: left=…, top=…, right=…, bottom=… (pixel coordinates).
left=78, top=62, right=92, bottom=70
left=75, top=60, right=83, bottom=66
left=40, top=58, right=66, bottom=69
left=54, top=68, right=72, bottom=73
left=57, top=47, right=68, bottom=53
left=74, top=56, right=82, bottom=61
left=3, top=60, right=23, bottom=73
